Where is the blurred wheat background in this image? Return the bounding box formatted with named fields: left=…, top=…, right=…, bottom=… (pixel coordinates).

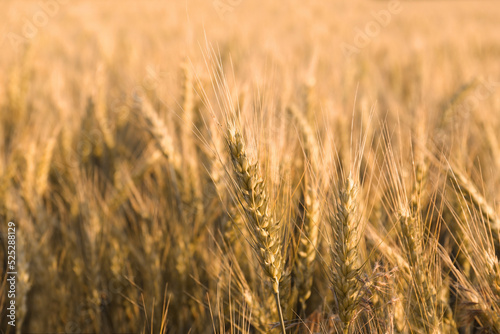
left=1, top=0, right=500, bottom=333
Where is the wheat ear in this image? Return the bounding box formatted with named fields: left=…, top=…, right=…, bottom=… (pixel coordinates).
left=137, top=95, right=180, bottom=170
left=410, top=151, right=427, bottom=215
left=136, top=94, right=185, bottom=220
left=398, top=209, right=442, bottom=332
left=179, top=62, right=204, bottom=227
left=36, top=136, right=57, bottom=197
left=288, top=105, right=320, bottom=311
left=330, top=177, right=362, bottom=334
left=449, top=167, right=500, bottom=235
left=225, top=124, right=286, bottom=333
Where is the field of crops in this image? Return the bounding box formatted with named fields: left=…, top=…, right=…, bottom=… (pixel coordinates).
left=1, top=1, right=500, bottom=333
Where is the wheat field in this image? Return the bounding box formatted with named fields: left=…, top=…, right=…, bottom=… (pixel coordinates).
left=1, top=0, right=500, bottom=333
